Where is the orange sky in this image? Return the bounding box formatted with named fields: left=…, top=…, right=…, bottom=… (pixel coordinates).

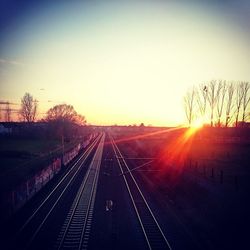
left=1, top=1, right=250, bottom=126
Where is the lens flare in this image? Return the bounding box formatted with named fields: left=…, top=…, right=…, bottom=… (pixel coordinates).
left=156, top=126, right=201, bottom=184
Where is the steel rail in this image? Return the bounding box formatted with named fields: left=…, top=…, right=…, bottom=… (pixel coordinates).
left=20, top=134, right=101, bottom=232
left=56, top=133, right=105, bottom=250
left=17, top=134, right=102, bottom=249
left=111, top=136, right=172, bottom=250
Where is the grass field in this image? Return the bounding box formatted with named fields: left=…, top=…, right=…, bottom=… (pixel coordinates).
left=0, top=138, right=61, bottom=155
left=0, top=138, right=61, bottom=171
left=114, top=127, right=250, bottom=189
left=0, top=137, right=77, bottom=191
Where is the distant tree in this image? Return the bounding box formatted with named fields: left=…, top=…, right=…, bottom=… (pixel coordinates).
left=235, top=82, right=244, bottom=127
left=207, top=80, right=219, bottom=127
left=215, top=80, right=227, bottom=127
left=225, top=82, right=235, bottom=127
left=196, top=83, right=208, bottom=118
left=183, top=80, right=250, bottom=127
left=20, top=93, right=38, bottom=122
left=241, top=82, right=250, bottom=123
left=184, top=87, right=195, bottom=126
left=46, top=104, right=78, bottom=123
left=75, top=114, right=87, bottom=126
left=45, top=104, right=86, bottom=139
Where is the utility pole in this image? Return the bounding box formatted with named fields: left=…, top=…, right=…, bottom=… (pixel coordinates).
left=5, top=102, right=11, bottom=122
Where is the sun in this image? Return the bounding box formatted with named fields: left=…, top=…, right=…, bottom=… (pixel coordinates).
left=191, top=118, right=204, bottom=129
left=182, top=118, right=204, bottom=142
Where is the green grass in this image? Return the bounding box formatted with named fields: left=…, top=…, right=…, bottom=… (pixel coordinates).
left=0, top=138, right=61, bottom=155
left=0, top=137, right=79, bottom=191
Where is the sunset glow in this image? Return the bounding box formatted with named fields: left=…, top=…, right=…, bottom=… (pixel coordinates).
left=190, top=118, right=205, bottom=129
left=0, top=2, right=250, bottom=246
left=157, top=126, right=201, bottom=180
left=1, top=1, right=250, bottom=125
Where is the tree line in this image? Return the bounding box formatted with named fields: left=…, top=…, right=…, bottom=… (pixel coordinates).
left=184, top=80, right=250, bottom=127
left=0, top=92, right=86, bottom=126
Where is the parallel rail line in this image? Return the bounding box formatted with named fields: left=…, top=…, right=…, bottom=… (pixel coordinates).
left=13, top=133, right=102, bottom=250
left=111, top=136, right=172, bottom=250
left=55, top=133, right=105, bottom=250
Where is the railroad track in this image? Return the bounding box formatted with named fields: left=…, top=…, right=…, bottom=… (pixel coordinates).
left=11, top=133, right=102, bottom=250
left=55, top=133, right=105, bottom=250
left=111, top=136, right=172, bottom=250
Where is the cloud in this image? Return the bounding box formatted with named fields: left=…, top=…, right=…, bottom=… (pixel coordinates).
left=0, top=58, right=25, bottom=66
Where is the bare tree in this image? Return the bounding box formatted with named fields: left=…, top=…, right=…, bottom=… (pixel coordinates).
left=207, top=80, right=218, bottom=127
left=196, top=83, right=208, bottom=118
left=183, top=79, right=250, bottom=127
left=235, top=82, right=244, bottom=127
left=184, top=87, right=195, bottom=126
left=5, top=102, right=11, bottom=122
left=20, top=93, right=38, bottom=122
left=215, top=80, right=227, bottom=127
left=241, top=82, right=250, bottom=123
left=224, top=82, right=235, bottom=127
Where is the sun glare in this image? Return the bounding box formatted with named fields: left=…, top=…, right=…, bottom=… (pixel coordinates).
left=191, top=118, right=204, bottom=129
